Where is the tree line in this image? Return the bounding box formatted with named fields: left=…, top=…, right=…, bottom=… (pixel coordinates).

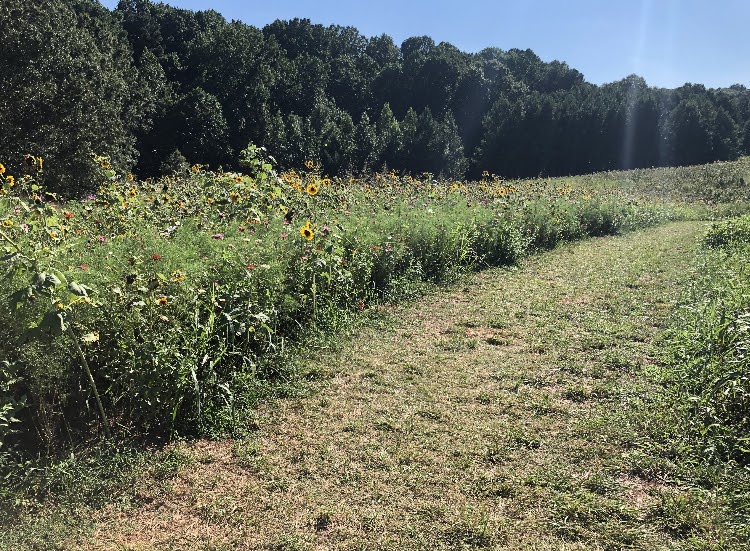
left=2, top=0, right=750, bottom=193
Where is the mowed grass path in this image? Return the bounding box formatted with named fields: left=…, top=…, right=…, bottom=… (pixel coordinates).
left=80, top=221, right=706, bottom=550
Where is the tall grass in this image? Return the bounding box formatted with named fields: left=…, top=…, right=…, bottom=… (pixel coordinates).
left=662, top=215, right=750, bottom=463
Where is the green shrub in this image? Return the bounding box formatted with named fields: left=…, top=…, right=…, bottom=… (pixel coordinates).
left=703, top=214, right=750, bottom=248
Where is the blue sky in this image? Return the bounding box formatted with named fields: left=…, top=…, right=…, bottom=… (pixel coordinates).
left=100, top=0, right=750, bottom=89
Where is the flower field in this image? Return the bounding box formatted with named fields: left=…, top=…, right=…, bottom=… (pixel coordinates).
left=0, top=148, right=737, bottom=460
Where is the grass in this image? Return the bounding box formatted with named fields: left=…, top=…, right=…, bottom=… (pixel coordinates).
left=7, top=220, right=740, bottom=549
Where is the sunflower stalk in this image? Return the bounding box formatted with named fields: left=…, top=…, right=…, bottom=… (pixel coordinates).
left=312, top=273, right=317, bottom=330
left=0, top=228, right=22, bottom=253
left=67, top=324, right=111, bottom=438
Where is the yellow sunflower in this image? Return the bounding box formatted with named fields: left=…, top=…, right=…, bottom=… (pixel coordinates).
left=300, top=224, right=314, bottom=241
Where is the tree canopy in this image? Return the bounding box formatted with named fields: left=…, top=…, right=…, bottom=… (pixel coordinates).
left=2, top=0, right=749, bottom=193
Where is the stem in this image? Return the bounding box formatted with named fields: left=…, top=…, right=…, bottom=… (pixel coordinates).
left=0, top=228, right=22, bottom=253
left=67, top=325, right=111, bottom=438
left=312, top=273, right=317, bottom=329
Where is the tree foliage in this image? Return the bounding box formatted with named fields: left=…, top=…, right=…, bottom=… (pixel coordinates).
left=3, top=0, right=750, bottom=192
left=0, top=0, right=139, bottom=192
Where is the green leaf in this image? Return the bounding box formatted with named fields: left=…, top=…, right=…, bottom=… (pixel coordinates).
left=80, top=332, right=99, bottom=345
left=32, top=272, right=47, bottom=288
left=253, top=312, right=270, bottom=324
left=0, top=252, right=22, bottom=263
left=19, top=326, right=43, bottom=344
left=39, top=310, right=67, bottom=337
left=9, top=287, right=33, bottom=309
left=51, top=270, right=68, bottom=286
left=68, top=281, right=93, bottom=297
left=34, top=272, right=61, bottom=290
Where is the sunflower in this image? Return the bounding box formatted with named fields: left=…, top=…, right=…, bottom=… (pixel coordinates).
left=157, top=296, right=169, bottom=305
left=306, top=183, right=319, bottom=196
left=300, top=223, right=314, bottom=241
left=0, top=163, right=5, bottom=175
left=170, top=271, right=186, bottom=282
left=2, top=219, right=13, bottom=229
left=321, top=178, right=331, bottom=187
left=6, top=175, right=15, bottom=187
left=305, top=160, right=314, bottom=169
